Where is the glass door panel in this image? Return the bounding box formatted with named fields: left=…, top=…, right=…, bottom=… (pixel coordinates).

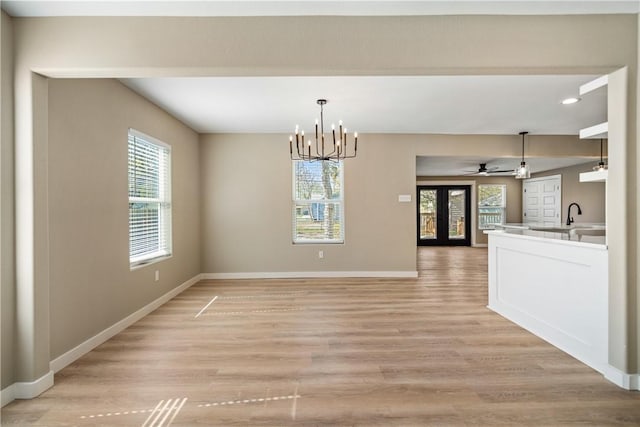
left=419, top=189, right=437, bottom=240
left=448, top=189, right=466, bottom=240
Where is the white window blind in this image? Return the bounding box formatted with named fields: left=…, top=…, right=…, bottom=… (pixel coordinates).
left=292, top=160, right=344, bottom=244
left=478, top=184, right=506, bottom=229
left=128, top=129, right=172, bottom=267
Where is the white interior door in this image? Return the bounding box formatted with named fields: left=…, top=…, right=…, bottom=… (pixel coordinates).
left=522, top=175, right=561, bottom=225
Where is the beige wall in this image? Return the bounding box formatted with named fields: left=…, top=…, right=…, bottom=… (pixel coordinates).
left=417, top=176, right=523, bottom=245
left=533, top=161, right=607, bottom=224
left=1, top=10, right=15, bottom=390
left=3, top=14, right=638, bottom=391
left=47, top=79, right=201, bottom=360
left=201, top=133, right=417, bottom=273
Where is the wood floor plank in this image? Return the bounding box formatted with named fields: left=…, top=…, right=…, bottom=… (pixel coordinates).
left=3, top=247, right=640, bottom=426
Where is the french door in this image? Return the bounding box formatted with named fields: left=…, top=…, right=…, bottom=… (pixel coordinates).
left=417, top=185, right=471, bottom=246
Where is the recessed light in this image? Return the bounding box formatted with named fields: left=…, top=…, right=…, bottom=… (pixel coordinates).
left=561, top=97, right=581, bottom=105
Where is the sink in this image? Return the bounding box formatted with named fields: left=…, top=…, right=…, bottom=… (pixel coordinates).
left=569, top=228, right=606, bottom=237
left=528, top=225, right=606, bottom=235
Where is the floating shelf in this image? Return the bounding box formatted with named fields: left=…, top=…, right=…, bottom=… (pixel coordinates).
left=580, top=169, right=608, bottom=183
left=580, top=75, right=608, bottom=96
left=579, top=122, right=608, bottom=139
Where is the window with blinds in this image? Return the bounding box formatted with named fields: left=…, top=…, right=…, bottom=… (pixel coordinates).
left=128, top=129, right=172, bottom=267
left=292, top=160, right=344, bottom=244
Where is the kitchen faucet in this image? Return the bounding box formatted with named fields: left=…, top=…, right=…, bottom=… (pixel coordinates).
left=566, top=202, right=582, bottom=226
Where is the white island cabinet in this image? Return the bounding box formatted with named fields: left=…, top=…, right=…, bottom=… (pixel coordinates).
left=486, top=229, right=608, bottom=377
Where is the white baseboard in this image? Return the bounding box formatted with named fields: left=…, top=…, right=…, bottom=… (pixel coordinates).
left=201, top=271, right=418, bottom=279
left=472, top=243, right=488, bottom=248
left=1, top=370, right=54, bottom=407
left=604, top=366, right=640, bottom=390
left=49, top=273, right=202, bottom=374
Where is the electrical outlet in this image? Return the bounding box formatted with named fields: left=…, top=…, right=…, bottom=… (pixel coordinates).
left=318, top=250, right=324, bottom=259
left=155, top=270, right=160, bottom=281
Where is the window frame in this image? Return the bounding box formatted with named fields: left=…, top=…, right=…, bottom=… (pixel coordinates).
left=128, top=128, right=172, bottom=269
left=292, top=160, right=345, bottom=244
left=478, top=184, right=507, bottom=230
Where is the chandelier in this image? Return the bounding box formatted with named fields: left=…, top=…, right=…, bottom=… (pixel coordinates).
left=289, top=99, right=358, bottom=161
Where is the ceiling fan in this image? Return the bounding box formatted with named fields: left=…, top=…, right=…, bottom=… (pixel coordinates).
left=464, top=163, right=514, bottom=176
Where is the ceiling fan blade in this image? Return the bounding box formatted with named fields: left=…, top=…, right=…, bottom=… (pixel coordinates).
left=487, top=169, right=514, bottom=173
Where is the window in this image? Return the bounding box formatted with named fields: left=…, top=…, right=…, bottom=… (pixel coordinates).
left=293, top=160, right=344, bottom=244
left=128, top=129, right=172, bottom=267
left=478, top=184, right=506, bottom=229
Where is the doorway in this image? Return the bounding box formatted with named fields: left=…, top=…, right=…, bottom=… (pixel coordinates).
left=417, top=185, right=471, bottom=246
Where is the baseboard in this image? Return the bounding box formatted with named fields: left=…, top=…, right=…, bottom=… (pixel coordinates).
left=1, top=370, right=54, bottom=407
left=604, top=366, right=640, bottom=390
left=49, top=273, right=202, bottom=374
left=201, top=271, right=418, bottom=279
left=472, top=243, right=488, bottom=248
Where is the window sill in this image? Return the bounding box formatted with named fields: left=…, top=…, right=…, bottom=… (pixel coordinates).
left=130, top=254, right=172, bottom=271
left=293, top=240, right=344, bottom=245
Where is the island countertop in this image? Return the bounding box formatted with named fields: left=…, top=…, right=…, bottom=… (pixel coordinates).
left=485, top=227, right=607, bottom=249
left=492, top=222, right=606, bottom=231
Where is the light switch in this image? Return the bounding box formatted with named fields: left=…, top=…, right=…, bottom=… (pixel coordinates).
left=398, top=194, right=412, bottom=203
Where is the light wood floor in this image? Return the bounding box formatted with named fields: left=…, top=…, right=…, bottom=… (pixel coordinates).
left=3, top=247, right=640, bottom=426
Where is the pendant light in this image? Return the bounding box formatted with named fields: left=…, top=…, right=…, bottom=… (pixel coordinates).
left=515, top=131, right=531, bottom=179
left=593, top=138, right=607, bottom=171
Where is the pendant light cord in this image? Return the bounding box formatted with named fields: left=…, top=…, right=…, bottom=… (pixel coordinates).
left=519, top=131, right=528, bottom=163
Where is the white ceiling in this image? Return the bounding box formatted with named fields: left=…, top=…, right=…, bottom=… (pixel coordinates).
left=120, top=75, right=606, bottom=134
left=3, top=0, right=640, bottom=17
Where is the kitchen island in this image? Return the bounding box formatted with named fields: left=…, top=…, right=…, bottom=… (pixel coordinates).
left=485, top=227, right=609, bottom=378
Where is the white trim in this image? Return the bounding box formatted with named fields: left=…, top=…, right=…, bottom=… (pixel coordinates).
left=49, top=274, right=202, bottom=373
left=579, top=121, right=608, bottom=139
left=201, top=271, right=418, bottom=279
left=1, top=370, right=54, bottom=407
left=128, top=127, right=171, bottom=150
left=603, top=366, right=640, bottom=390
left=472, top=243, right=488, bottom=248
left=580, top=74, right=608, bottom=96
